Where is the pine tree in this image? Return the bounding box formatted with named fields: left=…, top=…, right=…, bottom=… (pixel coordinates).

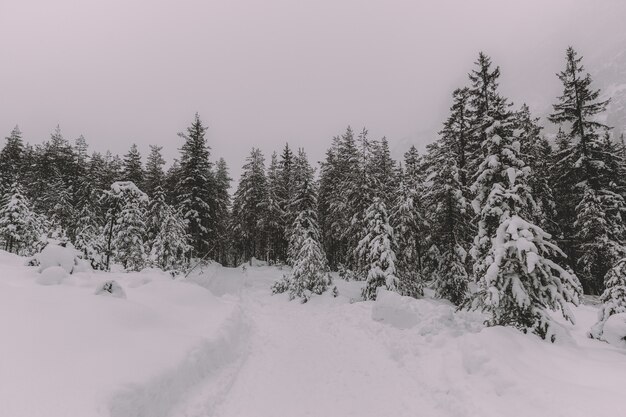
left=144, top=145, right=166, bottom=196
left=318, top=128, right=361, bottom=270
left=589, top=258, right=626, bottom=340
left=346, top=128, right=378, bottom=271
left=0, top=126, right=25, bottom=195
left=74, top=135, right=89, bottom=169
left=123, top=144, right=144, bottom=189
left=573, top=188, right=626, bottom=294
left=0, top=182, right=46, bottom=255
left=104, top=181, right=149, bottom=271
left=357, top=198, right=399, bottom=300
left=424, top=143, right=471, bottom=305
left=260, top=152, right=287, bottom=263
left=467, top=53, right=504, bottom=174
left=213, top=158, right=232, bottom=265
left=231, top=148, right=267, bottom=262
left=549, top=47, right=624, bottom=294
left=273, top=178, right=332, bottom=301
left=147, top=187, right=191, bottom=271
left=422, top=86, right=476, bottom=304
left=74, top=185, right=104, bottom=269
left=391, top=180, right=424, bottom=298
left=466, top=64, right=581, bottom=340
left=177, top=113, right=214, bottom=257
left=515, top=104, right=556, bottom=229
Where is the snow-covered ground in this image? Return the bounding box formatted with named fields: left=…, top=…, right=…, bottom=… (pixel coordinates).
left=1, top=251, right=626, bottom=417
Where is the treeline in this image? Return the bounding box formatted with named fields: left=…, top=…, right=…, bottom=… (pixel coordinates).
left=1, top=47, right=625, bottom=340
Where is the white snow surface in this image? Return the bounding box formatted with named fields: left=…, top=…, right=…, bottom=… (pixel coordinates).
left=1, top=251, right=626, bottom=417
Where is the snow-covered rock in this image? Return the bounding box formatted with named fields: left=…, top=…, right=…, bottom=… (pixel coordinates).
left=95, top=280, right=127, bottom=298
left=37, top=266, right=69, bottom=285
left=603, top=313, right=626, bottom=348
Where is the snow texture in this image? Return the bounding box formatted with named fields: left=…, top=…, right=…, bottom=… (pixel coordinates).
left=1, top=250, right=626, bottom=417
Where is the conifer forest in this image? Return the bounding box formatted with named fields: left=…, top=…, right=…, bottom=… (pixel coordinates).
left=2, top=4, right=626, bottom=413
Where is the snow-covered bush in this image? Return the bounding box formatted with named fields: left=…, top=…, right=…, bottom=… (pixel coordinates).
left=95, top=280, right=127, bottom=299
left=35, top=242, right=87, bottom=274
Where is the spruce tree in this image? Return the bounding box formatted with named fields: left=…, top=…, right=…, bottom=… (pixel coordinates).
left=515, top=104, right=556, bottom=229
left=213, top=158, right=232, bottom=265
left=0, top=182, right=46, bottom=255
left=549, top=47, right=624, bottom=294
left=147, top=187, right=191, bottom=271
left=0, top=126, right=25, bottom=195
left=318, top=128, right=360, bottom=270
left=104, top=181, right=149, bottom=271
left=144, top=145, right=166, bottom=196
left=177, top=113, right=214, bottom=257
left=424, top=143, right=471, bottom=305
left=123, top=144, right=144, bottom=189
left=231, top=148, right=268, bottom=262
left=391, top=180, right=424, bottom=298
left=273, top=178, right=332, bottom=301
left=466, top=65, right=581, bottom=340
left=357, top=198, right=399, bottom=300
left=260, top=152, right=287, bottom=263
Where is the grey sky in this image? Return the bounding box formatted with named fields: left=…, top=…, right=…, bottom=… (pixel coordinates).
left=1, top=0, right=625, bottom=181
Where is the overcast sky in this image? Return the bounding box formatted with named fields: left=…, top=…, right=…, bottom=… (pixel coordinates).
left=1, top=0, right=625, bottom=181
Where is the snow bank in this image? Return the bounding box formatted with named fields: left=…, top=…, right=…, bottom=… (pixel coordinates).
left=0, top=252, right=240, bottom=417
left=36, top=265, right=68, bottom=285
left=603, top=312, right=626, bottom=348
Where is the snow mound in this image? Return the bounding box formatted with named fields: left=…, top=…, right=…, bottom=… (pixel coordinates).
left=95, top=280, right=127, bottom=298
left=371, top=289, right=421, bottom=329
left=371, top=289, right=483, bottom=335
left=603, top=313, right=626, bottom=348
left=37, top=266, right=68, bottom=285
left=35, top=243, right=90, bottom=274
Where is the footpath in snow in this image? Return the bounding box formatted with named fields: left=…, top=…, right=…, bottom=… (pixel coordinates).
left=1, top=252, right=626, bottom=417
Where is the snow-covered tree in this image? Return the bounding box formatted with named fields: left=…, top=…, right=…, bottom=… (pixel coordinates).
left=318, top=128, right=360, bottom=270
left=391, top=180, right=424, bottom=298
left=548, top=47, right=624, bottom=294
left=425, top=147, right=471, bottom=305
left=231, top=148, right=268, bottom=262
left=0, top=182, right=46, bottom=255
left=144, top=145, right=166, bottom=197
left=0, top=126, right=25, bottom=195
left=259, top=152, right=287, bottom=263
left=357, top=198, right=399, bottom=300
left=147, top=187, right=191, bottom=271
left=102, top=181, right=149, bottom=271
left=122, top=144, right=144, bottom=189
left=272, top=178, right=332, bottom=301
left=213, top=158, right=232, bottom=265
left=573, top=188, right=626, bottom=293
left=177, top=113, right=214, bottom=257
left=467, top=65, right=582, bottom=340
left=73, top=183, right=104, bottom=268
left=589, top=258, right=626, bottom=340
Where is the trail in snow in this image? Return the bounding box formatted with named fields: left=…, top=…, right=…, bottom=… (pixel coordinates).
left=184, top=264, right=626, bottom=417
left=3, top=251, right=626, bottom=417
